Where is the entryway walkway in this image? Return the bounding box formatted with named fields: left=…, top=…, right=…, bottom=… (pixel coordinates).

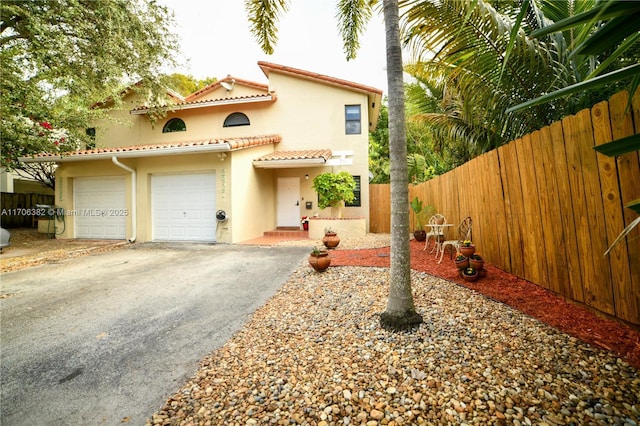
left=239, top=229, right=310, bottom=245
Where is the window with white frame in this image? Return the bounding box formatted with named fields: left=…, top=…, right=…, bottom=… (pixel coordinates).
left=345, top=105, right=361, bottom=134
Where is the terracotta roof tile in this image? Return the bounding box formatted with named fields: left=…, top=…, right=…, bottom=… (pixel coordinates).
left=30, top=135, right=281, bottom=159
left=185, top=76, right=268, bottom=101
left=130, top=93, right=276, bottom=113
left=258, top=61, right=383, bottom=95
left=254, top=149, right=332, bottom=162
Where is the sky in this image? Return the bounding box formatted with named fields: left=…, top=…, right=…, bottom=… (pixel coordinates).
left=158, top=0, right=389, bottom=94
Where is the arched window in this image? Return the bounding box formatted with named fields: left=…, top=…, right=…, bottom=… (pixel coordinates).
left=223, top=112, right=250, bottom=127
left=162, top=118, right=186, bottom=133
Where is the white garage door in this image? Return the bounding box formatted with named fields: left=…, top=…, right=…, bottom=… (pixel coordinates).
left=74, top=176, right=127, bottom=239
left=152, top=173, right=217, bottom=242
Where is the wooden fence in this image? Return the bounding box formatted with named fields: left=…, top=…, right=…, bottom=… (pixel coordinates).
left=1, top=192, right=55, bottom=228
left=369, top=90, right=640, bottom=325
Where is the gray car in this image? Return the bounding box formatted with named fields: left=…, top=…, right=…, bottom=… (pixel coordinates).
left=1, top=227, right=10, bottom=250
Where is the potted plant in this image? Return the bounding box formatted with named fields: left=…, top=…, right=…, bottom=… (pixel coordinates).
left=410, top=196, right=435, bottom=242
left=301, top=216, right=309, bottom=231
left=308, top=246, right=331, bottom=272
left=462, top=267, right=479, bottom=282
left=469, top=253, right=484, bottom=271
left=322, top=227, right=340, bottom=249
left=459, top=240, right=475, bottom=257
left=454, top=253, right=469, bottom=270
left=312, top=172, right=356, bottom=218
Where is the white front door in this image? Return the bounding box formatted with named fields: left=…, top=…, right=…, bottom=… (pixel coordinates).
left=277, top=177, right=300, bottom=227
left=74, top=176, right=127, bottom=239
left=151, top=173, right=216, bottom=242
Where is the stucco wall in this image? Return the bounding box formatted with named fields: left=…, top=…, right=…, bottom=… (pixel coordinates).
left=308, top=217, right=367, bottom=239
left=264, top=73, right=371, bottom=225
left=229, top=145, right=275, bottom=242
left=93, top=93, right=150, bottom=149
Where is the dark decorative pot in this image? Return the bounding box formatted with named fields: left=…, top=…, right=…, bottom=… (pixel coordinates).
left=413, top=229, right=427, bottom=241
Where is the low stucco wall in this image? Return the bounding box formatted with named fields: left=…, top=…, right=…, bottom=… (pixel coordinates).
left=308, top=217, right=366, bottom=239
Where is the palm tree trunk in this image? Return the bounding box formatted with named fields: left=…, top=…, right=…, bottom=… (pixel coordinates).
left=379, top=0, right=422, bottom=330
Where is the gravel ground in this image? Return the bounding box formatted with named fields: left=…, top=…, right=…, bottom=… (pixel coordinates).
left=148, top=236, right=639, bottom=426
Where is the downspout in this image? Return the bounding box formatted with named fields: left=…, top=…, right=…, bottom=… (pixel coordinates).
left=112, top=156, right=137, bottom=243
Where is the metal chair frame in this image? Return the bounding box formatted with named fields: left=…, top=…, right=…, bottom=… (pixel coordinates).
left=438, top=217, right=472, bottom=263
left=423, top=214, right=447, bottom=253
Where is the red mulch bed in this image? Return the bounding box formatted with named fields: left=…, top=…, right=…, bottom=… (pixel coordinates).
left=330, top=239, right=640, bottom=370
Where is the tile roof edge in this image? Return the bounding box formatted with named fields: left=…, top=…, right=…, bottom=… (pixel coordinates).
left=25, top=134, right=282, bottom=159
left=257, top=61, right=383, bottom=96
left=185, top=76, right=269, bottom=102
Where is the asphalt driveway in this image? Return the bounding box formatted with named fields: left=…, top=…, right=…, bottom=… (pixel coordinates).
left=0, top=242, right=308, bottom=425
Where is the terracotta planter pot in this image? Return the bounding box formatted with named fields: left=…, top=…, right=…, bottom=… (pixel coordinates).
left=459, top=245, right=475, bottom=257
left=322, top=232, right=340, bottom=249
left=462, top=269, right=479, bottom=282
left=308, top=252, right=331, bottom=272
left=454, top=257, right=469, bottom=270
left=469, top=258, right=484, bottom=271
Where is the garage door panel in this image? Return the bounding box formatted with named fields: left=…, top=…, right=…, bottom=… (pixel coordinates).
left=151, top=173, right=216, bottom=242
left=74, top=176, right=126, bottom=240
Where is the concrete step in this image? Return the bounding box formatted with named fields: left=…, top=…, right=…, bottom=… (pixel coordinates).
left=263, top=229, right=308, bottom=238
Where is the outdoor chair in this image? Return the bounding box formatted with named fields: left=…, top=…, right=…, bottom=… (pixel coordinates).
left=438, top=216, right=472, bottom=263
left=423, top=213, right=447, bottom=253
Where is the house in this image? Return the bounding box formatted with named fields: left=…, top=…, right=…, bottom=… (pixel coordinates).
left=19, top=62, right=383, bottom=243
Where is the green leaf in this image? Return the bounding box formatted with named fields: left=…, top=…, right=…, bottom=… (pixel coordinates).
left=626, top=198, right=640, bottom=215
left=507, top=64, right=640, bottom=113
left=593, top=133, right=640, bottom=157
left=573, top=14, right=640, bottom=56
left=500, top=0, right=529, bottom=83
left=586, top=32, right=640, bottom=79
left=604, top=216, right=640, bottom=256
left=530, top=1, right=640, bottom=38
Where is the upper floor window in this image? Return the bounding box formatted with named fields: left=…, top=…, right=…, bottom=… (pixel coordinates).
left=223, top=112, right=250, bottom=127
left=162, top=118, right=186, bottom=133
left=345, top=105, right=361, bottom=134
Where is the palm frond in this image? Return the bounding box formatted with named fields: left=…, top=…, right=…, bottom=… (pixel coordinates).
left=245, top=0, right=290, bottom=54
left=336, top=0, right=373, bottom=60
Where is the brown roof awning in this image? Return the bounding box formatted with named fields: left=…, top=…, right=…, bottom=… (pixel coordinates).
left=252, top=149, right=332, bottom=169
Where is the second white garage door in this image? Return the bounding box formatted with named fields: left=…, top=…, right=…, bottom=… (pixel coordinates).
left=151, top=173, right=217, bottom=242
